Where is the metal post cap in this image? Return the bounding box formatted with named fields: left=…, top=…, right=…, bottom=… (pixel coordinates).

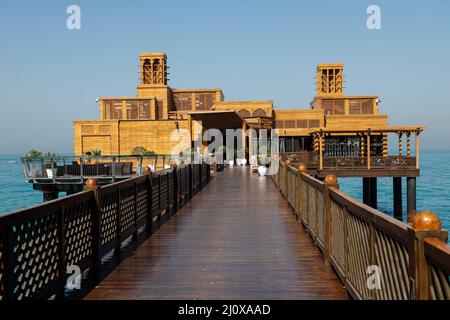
left=412, top=211, right=441, bottom=231
left=85, top=178, right=98, bottom=187
left=143, top=166, right=152, bottom=175
left=298, top=164, right=306, bottom=172
left=324, top=175, right=338, bottom=185
left=285, top=160, right=292, bottom=166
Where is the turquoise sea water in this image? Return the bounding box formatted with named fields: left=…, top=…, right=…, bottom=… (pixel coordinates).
left=0, top=153, right=449, bottom=230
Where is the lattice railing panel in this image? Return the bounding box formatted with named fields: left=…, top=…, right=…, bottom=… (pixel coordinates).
left=316, top=191, right=325, bottom=244
left=307, top=185, right=317, bottom=233
left=11, top=212, right=60, bottom=300
left=136, top=182, right=149, bottom=225
left=99, top=190, right=118, bottom=247
left=64, top=199, right=93, bottom=268
left=119, top=185, right=136, bottom=235
left=373, top=230, right=410, bottom=300
left=346, top=211, right=371, bottom=299
left=330, top=200, right=345, bottom=272
left=429, top=265, right=450, bottom=300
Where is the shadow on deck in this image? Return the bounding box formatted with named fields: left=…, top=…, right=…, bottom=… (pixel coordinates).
left=86, top=167, right=348, bottom=300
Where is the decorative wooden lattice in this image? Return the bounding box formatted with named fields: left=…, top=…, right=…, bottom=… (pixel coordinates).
left=11, top=212, right=61, bottom=300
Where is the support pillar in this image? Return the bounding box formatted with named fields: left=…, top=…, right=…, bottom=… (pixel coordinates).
left=393, top=177, right=403, bottom=221
left=363, top=178, right=370, bottom=206
left=407, top=177, right=417, bottom=223
left=43, top=191, right=59, bottom=202
left=370, top=177, right=377, bottom=209
left=363, top=177, right=377, bottom=209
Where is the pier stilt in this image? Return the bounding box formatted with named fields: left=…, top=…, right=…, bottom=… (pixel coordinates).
left=43, top=191, right=59, bottom=202
left=393, top=177, right=403, bottom=221
left=363, top=177, right=377, bottom=209
left=370, top=177, right=377, bottom=209
left=407, top=177, right=417, bottom=223
left=363, top=178, right=370, bottom=206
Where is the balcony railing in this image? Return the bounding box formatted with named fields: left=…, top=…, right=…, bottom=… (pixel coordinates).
left=281, top=152, right=417, bottom=172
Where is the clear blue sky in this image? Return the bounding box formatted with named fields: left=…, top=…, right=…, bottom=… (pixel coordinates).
left=0, top=0, right=449, bottom=154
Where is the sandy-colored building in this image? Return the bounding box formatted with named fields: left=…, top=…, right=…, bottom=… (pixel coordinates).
left=73, top=53, right=396, bottom=161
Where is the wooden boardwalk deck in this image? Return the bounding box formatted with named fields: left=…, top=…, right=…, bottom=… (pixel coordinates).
left=85, top=167, right=348, bottom=300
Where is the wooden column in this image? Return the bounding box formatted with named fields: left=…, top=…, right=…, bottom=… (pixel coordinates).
left=398, top=132, right=403, bottom=156
left=393, top=177, right=403, bottom=221
left=122, top=100, right=127, bottom=119
left=242, top=121, right=247, bottom=161
left=415, top=131, right=420, bottom=169
left=367, top=133, right=371, bottom=169
left=249, top=128, right=253, bottom=162
left=382, top=133, right=388, bottom=158
left=406, top=133, right=411, bottom=156
left=407, top=177, right=417, bottom=223
left=360, top=133, right=365, bottom=158
left=319, top=133, right=323, bottom=170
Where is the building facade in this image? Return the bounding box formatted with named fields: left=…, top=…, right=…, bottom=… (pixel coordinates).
left=73, top=53, right=399, bottom=161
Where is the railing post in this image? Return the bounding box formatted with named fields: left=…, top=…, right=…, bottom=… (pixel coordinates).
left=323, top=175, right=339, bottom=267
left=412, top=211, right=446, bottom=300
left=84, top=178, right=101, bottom=278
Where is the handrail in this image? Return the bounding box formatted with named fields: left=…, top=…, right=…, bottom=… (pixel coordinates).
left=0, top=162, right=210, bottom=300
left=274, top=161, right=450, bottom=300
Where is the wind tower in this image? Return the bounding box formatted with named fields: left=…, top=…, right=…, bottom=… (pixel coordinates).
left=137, top=52, right=171, bottom=119
left=316, top=64, right=344, bottom=96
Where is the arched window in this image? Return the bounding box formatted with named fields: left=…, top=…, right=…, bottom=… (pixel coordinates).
left=253, top=108, right=266, bottom=117
left=238, top=109, right=251, bottom=118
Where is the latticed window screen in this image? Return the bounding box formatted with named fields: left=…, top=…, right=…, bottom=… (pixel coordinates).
left=173, top=93, right=192, bottom=111
left=104, top=101, right=123, bottom=120
left=322, top=100, right=345, bottom=115
left=195, top=93, right=215, bottom=110
left=274, top=119, right=320, bottom=129
left=284, top=120, right=296, bottom=128
left=349, top=99, right=374, bottom=114
left=156, top=101, right=164, bottom=119
left=308, top=120, right=320, bottom=128
left=297, top=120, right=308, bottom=128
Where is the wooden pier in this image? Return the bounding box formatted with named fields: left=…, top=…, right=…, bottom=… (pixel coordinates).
left=85, top=166, right=347, bottom=300
left=1, top=162, right=449, bottom=300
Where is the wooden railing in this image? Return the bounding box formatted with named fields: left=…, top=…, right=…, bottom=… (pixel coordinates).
left=274, top=161, right=450, bottom=300
left=323, top=156, right=416, bottom=170
left=281, top=152, right=417, bottom=171
left=0, top=162, right=210, bottom=300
